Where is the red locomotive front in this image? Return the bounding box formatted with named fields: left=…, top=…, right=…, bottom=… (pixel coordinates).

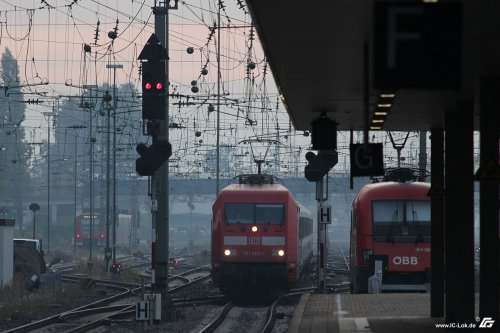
left=211, top=175, right=313, bottom=294
left=350, top=180, right=431, bottom=293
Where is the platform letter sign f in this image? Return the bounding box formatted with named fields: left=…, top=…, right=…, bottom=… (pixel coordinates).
left=387, top=7, right=423, bottom=69
left=374, top=2, right=461, bottom=89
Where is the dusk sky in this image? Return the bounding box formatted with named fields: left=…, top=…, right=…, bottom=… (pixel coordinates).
left=0, top=0, right=429, bottom=175
left=0, top=0, right=311, bottom=174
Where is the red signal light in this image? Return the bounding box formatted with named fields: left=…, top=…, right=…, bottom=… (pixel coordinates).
left=156, top=82, right=163, bottom=90
left=145, top=82, right=152, bottom=90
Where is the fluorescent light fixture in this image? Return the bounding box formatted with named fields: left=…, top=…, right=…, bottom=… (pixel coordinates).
left=370, top=126, right=382, bottom=130
left=377, top=103, right=392, bottom=108
left=380, top=93, right=396, bottom=98
left=374, top=111, right=389, bottom=116
left=372, top=119, right=384, bottom=124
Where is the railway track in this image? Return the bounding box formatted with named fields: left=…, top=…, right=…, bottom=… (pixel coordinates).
left=326, top=241, right=351, bottom=293
left=1, top=278, right=139, bottom=333
left=198, top=300, right=278, bottom=333
left=2, top=267, right=212, bottom=333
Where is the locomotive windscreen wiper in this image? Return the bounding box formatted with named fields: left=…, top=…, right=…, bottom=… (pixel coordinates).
left=411, top=209, right=424, bottom=244
left=385, top=209, right=399, bottom=242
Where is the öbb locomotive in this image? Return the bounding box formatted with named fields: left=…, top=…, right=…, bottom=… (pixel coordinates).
left=350, top=174, right=431, bottom=293
left=211, top=174, right=313, bottom=293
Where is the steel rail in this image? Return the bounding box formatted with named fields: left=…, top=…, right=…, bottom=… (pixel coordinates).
left=197, top=301, right=234, bottom=333
left=261, top=301, right=278, bottom=333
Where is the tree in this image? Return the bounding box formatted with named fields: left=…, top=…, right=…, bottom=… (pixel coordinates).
left=0, top=48, right=29, bottom=226
left=53, top=83, right=143, bottom=213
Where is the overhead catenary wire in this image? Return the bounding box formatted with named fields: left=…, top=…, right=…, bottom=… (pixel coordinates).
left=0, top=0, right=437, bottom=187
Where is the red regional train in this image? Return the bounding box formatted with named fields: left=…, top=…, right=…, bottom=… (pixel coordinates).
left=75, top=213, right=105, bottom=246
left=211, top=174, right=314, bottom=294
left=350, top=177, right=431, bottom=293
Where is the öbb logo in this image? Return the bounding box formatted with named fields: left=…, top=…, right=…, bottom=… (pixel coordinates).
left=392, top=256, right=418, bottom=265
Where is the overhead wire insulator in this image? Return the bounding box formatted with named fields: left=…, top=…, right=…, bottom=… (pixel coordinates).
left=93, top=20, right=100, bottom=45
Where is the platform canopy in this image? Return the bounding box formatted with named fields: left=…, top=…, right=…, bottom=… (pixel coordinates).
left=245, top=0, right=500, bottom=131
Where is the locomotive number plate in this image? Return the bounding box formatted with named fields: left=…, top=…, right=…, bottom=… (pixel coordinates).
left=243, top=250, right=264, bottom=256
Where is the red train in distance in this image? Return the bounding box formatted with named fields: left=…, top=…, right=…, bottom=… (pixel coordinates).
left=350, top=180, right=431, bottom=293
left=211, top=174, right=314, bottom=294
left=75, top=213, right=105, bottom=246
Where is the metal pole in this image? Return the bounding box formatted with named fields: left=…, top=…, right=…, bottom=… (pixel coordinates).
left=396, top=149, right=401, bottom=168
left=78, top=86, right=97, bottom=270
left=153, top=1, right=176, bottom=318
left=74, top=131, right=77, bottom=256
left=106, top=94, right=111, bottom=271
left=43, top=111, right=53, bottom=254
left=113, top=72, right=117, bottom=265
left=66, top=124, right=88, bottom=257
left=47, top=112, right=51, bottom=254
left=216, top=0, right=221, bottom=194
left=363, top=43, right=369, bottom=144
left=89, top=96, right=95, bottom=271
left=32, top=212, right=36, bottom=239
left=316, top=177, right=325, bottom=293
left=418, top=131, right=427, bottom=181
left=107, top=63, right=123, bottom=265
left=48, top=112, right=50, bottom=254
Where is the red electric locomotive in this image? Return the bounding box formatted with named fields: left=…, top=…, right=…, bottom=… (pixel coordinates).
left=350, top=172, right=431, bottom=293
left=211, top=174, right=313, bottom=294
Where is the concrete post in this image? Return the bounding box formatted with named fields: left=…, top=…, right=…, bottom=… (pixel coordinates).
left=478, top=76, right=499, bottom=322
left=0, top=219, right=15, bottom=286
left=430, top=128, right=445, bottom=317
left=444, top=103, right=475, bottom=324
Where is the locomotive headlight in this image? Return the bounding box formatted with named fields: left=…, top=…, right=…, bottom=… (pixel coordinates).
left=278, top=249, right=285, bottom=257
left=224, top=249, right=231, bottom=256
left=251, top=226, right=258, bottom=232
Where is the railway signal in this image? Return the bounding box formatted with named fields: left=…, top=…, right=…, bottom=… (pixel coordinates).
left=136, top=33, right=172, bottom=177
left=142, top=61, right=166, bottom=120
left=304, top=151, right=338, bottom=182
left=139, top=33, right=167, bottom=120
left=135, top=141, right=172, bottom=176
left=305, top=113, right=338, bottom=182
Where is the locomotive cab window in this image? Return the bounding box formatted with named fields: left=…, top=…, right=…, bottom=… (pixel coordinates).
left=406, top=200, right=430, bottom=222
left=225, top=203, right=254, bottom=224
left=372, top=200, right=430, bottom=242
left=372, top=201, right=404, bottom=223
left=256, top=204, right=284, bottom=225
left=224, top=203, right=284, bottom=225
left=80, top=215, right=100, bottom=236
